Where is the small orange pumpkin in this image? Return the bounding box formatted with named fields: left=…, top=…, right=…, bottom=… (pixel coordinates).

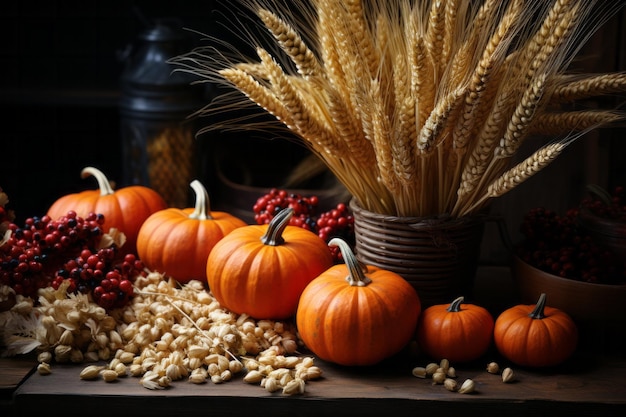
left=47, top=167, right=167, bottom=255
left=207, top=207, right=333, bottom=319
left=416, top=296, right=494, bottom=363
left=137, top=180, right=246, bottom=283
left=494, top=293, right=578, bottom=367
left=296, top=238, right=421, bottom=366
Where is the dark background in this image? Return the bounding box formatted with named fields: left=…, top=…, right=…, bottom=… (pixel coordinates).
left=0, top=1, right=624, bottom=263
left=0, top=0, right=312, bottom=222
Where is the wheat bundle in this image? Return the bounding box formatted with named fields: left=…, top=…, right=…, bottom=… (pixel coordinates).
left=174, top=0, right=626, bottom=217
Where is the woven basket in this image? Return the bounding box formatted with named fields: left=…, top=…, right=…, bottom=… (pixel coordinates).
left=350, top=199, right=485, bottom=307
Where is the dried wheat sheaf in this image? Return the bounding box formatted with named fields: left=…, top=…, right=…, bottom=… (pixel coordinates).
left=174, top=0, right=626, bottom=217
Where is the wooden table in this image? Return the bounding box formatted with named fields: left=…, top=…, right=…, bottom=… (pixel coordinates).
left=2, top=267, right=625, bottom=416
left=3, top=349, right=626, bottom=417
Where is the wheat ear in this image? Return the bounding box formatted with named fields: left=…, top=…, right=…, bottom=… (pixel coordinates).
left=495, top=74, right=547, bottom=159
left=529, top=110, right=625, bottom=136
left=549, top=73, right=626, bottom=103
left=257, top=48, right=339, bottom=155
left=346, top=0, right=379, bottom=77
left=417, top=87, right=466, bottom=154
left=218, top=67, right=291, bottom=126
left=424, top=0, right=446, bottom=79
left=257, top=8, right=323, bottom=80
left=460, top=141, right=567, bottom=216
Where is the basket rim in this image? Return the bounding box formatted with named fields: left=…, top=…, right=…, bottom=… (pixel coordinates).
left=349, top=198, right=486, bottom=228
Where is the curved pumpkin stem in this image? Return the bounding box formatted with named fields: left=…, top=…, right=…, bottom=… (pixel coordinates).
left=81, top=167, right=115, bottom=197
left=329, top=237, right=372, bottom=287
left=188, top=180, right=213, bottom=220
left=529, top=293, right=547, bottom=319
left=261, top=207, right=293, bottom=246
left=446, top=296, right=464, bottom=312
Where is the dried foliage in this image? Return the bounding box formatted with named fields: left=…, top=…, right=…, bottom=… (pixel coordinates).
left=174, top=0, right=626, bottom=217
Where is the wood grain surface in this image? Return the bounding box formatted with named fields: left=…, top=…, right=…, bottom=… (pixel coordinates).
left=7, top=349, right=626, bottom=417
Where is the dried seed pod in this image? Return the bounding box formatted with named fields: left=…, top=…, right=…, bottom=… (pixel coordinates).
left=425, top=362, right=439, bottom=376
left=207, top=363, right=220, bottom=377
left=113, top=363, right=127, bottom=377
left=502, top=367, right=514, bottom=383
left=54, top=344, right=72, bottom=362
left=229, top=360, right=244, bottom=374
left=279, top=372, right=293, bottom=387
left=439, top=359, right=450, bottom=372
left=158, top=375, right=172, bottom=387
left=69, top=349, right=84, bottom=363
left=37, top=351, right=52, bottom=364
left=264, top=376, right=279, bottom=393
left=282, top=378, right=304, bottom=395
left=458, top=379, right=475, bottom=394
left=446, top=366, right=456, bottom=378
left=101, top=369, right=118, bottom=382
left=220, top=370, right=232, bottom=382
left=59, top=329, right=74, bottom=345
left=129, top=364, right=144, bottom=377
left=243, top=370, right=264, bottom=384
left=432, top=371, right=446, bottom=384
left=165, top=364, right=182, bottom=380
left=305, top=366, right=322, bottom=380
left=444, top=378, right=458, bottom=392
left=412, top=366, right=427, bottom=378
left=486, top=361, right=500, bottom=374
left=189, top=372, right=207, bottom=384
left=80, top=365, right=104, bottom=380
left=117, top=351, right=136, bottom=364
left=37, top=363, right=52, bottom=375
left=283, top=356, right=300, bottom=369
left=210, top=374, right=224, bottom=384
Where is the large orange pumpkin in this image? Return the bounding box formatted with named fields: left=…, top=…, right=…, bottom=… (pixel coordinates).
left=206, top=207, right=333, bottom=319
left=494, top=293, right=578, bottom=367
left=137, top=180, right=246, bottom=283
left=47, top=166, right=167, bottom=255
left=416, top=296, right=494, bottom=363
left=296, top=238, right=421, bottom=366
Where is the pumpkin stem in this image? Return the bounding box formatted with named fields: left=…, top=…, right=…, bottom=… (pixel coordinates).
left=81, top=167, right=115, bottom=196
left=188, top=180, right=213, bottom=220
left=261, top=207, right=293, bottom=246
left=528, top=293, right=547, bottom=319
left=446, top=296, right=465, bottom=312
left=329, top=237, right=372, bottom=287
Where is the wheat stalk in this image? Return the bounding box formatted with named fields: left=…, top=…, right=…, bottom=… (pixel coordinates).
left=175, top=0, right=626, bottom=218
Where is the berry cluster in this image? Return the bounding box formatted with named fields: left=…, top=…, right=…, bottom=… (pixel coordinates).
left=253, top=189, right=354, bottom=262
left=0, top=210, right=144, bottom=309
left=517, top=206, right=625, bottom=285
left=52, top=250, right=144, bottom=310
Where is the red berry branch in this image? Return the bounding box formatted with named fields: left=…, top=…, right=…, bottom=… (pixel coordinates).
left=253, top=189, right=355, bottom=262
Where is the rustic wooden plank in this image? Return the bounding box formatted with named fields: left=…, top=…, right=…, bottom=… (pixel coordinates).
left=0, top=356, right=36, bottom=391
left=11, top=351, right=626, bottom=417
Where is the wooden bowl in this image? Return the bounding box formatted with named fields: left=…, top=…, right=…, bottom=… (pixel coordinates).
left=512, top=256, right=626, bottom=323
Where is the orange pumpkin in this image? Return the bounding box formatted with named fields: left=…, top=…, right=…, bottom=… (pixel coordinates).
left=296, top=238, right=421, bottom=366
left=494, top=293, right=578, bottom=367
left=416, top=296, right=494, bottom=363
left=137, top=180, right=246, bottom=283
left=206, top=207, right=333, bottom=319
left=47, top=166, right=167, bottom=255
